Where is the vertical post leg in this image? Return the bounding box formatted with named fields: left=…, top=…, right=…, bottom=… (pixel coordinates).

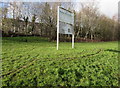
left=57, top=30, right=59, bottom=50
left=72, top=34, right=74, bottom=48
left=57, top=6, right=59, bottom=50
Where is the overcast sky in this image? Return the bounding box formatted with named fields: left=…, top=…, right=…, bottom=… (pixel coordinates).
left=74, top=0, right=119, bottom=18
left=1, top=0, right=119, bottom=18
left=98, top=0, right=119, bottom=18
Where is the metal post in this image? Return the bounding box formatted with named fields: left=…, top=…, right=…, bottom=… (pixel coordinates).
left=57, top=6, right=59, bottom=50
left=72, top=34, right=74, bottom=48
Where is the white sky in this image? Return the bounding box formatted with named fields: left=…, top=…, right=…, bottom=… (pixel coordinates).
left=74, top=0, right=119, bottom=18
left=98, top=0, right=119, bottom=18
left=1, top=0, right=119, bottom=18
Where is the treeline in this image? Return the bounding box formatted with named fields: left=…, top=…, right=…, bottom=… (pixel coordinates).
left=0, top=2, right=119, bottom=41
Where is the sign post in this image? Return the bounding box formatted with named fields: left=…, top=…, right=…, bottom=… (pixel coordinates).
left=72, top=34, right=74, bottom=48
left=57, top=6, right=74, bottom=50
left=57, top=6, right=59, bottom=50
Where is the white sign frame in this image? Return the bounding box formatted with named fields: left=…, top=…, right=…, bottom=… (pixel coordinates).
left=57, top=6, right=74, bottom=50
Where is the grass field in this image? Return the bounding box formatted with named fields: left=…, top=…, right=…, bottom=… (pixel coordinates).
left=1, top=37, right=119, bottom=87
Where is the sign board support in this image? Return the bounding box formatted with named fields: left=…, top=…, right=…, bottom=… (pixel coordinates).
left=57, top=6, right=74, bottom=50
left=72, top=34, right=74, bottom=48
left=57, top=6, right=59, bottom=50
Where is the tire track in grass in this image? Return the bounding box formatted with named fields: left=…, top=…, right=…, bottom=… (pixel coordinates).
left=39, top=49, right=103, bottom=66
left=58, top=49, right=102, bottom=60
left=56, top=49, right=103, bottom=67
left=1, top=54, right=39, bottom=78
left=1, top=49, right=103, bottom=78
left=81, top=49, right=102, bottom=58
left=65, top=49, right=103, bottom=60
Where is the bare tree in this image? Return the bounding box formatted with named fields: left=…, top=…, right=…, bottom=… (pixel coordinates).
left=80, top=1, right=100, bottom=40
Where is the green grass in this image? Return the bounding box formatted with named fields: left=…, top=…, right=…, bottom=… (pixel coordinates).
left=2, top=37, right=119, bottom=87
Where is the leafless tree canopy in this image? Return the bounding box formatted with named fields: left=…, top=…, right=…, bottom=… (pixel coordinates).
left=0, top=1, right=119, bottom=41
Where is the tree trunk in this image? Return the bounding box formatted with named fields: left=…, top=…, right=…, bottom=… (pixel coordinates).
left=40, top=27, right=42, bottom=36
left=84, top=31, right=88, bottom=39
left=76, top=30, right=80, bottom=38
